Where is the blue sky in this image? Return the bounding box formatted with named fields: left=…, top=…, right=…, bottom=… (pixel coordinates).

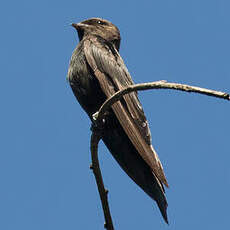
left=1, top=0, right=230, bottom=229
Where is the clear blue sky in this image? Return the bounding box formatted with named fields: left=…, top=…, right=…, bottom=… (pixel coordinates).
left=1, top=0, right=229, bottom=229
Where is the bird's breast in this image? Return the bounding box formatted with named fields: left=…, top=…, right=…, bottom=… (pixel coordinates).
left=68, top=47, right=106, bottom=117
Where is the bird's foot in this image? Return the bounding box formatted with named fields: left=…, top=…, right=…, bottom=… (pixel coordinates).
left=92, top=112, right=99, bottom=121
left=90, top=120, right=105, bottom=133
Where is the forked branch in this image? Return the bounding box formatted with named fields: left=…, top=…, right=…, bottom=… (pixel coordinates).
left=90, top=80, right=229, bottom=229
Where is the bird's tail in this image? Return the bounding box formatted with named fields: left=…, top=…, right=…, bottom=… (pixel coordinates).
left=101, top=119, right=168, bottom=223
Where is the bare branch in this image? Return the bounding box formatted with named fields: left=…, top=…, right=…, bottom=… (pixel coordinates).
left=90, top=129, right=114, bottom=230
left=89, top=80, right=229, bottom=228
left=93, top=80, right=229, bottom=121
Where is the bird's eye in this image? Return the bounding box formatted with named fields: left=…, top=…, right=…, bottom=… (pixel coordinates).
left=97, top=20, right=106, bottom=25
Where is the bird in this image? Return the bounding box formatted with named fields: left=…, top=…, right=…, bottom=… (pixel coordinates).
left=67, top=17, right=169, bottom=223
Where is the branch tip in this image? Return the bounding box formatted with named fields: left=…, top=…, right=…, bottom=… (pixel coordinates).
left=95, top=80, right=229, bottom=120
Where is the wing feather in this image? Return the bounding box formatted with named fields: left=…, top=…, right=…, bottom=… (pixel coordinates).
left=84, top=37, right=168, bottom=187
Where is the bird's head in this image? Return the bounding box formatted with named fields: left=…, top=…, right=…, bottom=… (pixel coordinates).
left=71, top=18, right=121, bottom=50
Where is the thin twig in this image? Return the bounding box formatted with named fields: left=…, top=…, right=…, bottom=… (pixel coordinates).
left=93, top=80, right=229, bottom=121
left=90, top=129, right=114, bottom=230
left=90, top=80, right=229, bottom=228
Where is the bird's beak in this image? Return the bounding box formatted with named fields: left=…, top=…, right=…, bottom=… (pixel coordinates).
left=71, top=23, right=79, bottom=29
left=71, top=22, right=89, bottom=30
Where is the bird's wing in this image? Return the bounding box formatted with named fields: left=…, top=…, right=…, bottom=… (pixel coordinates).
left=84, top=36, right=168, bottom=187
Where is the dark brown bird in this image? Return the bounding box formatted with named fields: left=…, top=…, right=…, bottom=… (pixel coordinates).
left=67, top=18, right=169, bottom=223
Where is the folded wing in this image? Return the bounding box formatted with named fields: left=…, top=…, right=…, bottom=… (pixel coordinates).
left=84, top=36, right=168, bottom=187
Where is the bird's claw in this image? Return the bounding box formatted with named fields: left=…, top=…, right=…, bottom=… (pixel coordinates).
left=92, top=112, right=99, bottom=121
